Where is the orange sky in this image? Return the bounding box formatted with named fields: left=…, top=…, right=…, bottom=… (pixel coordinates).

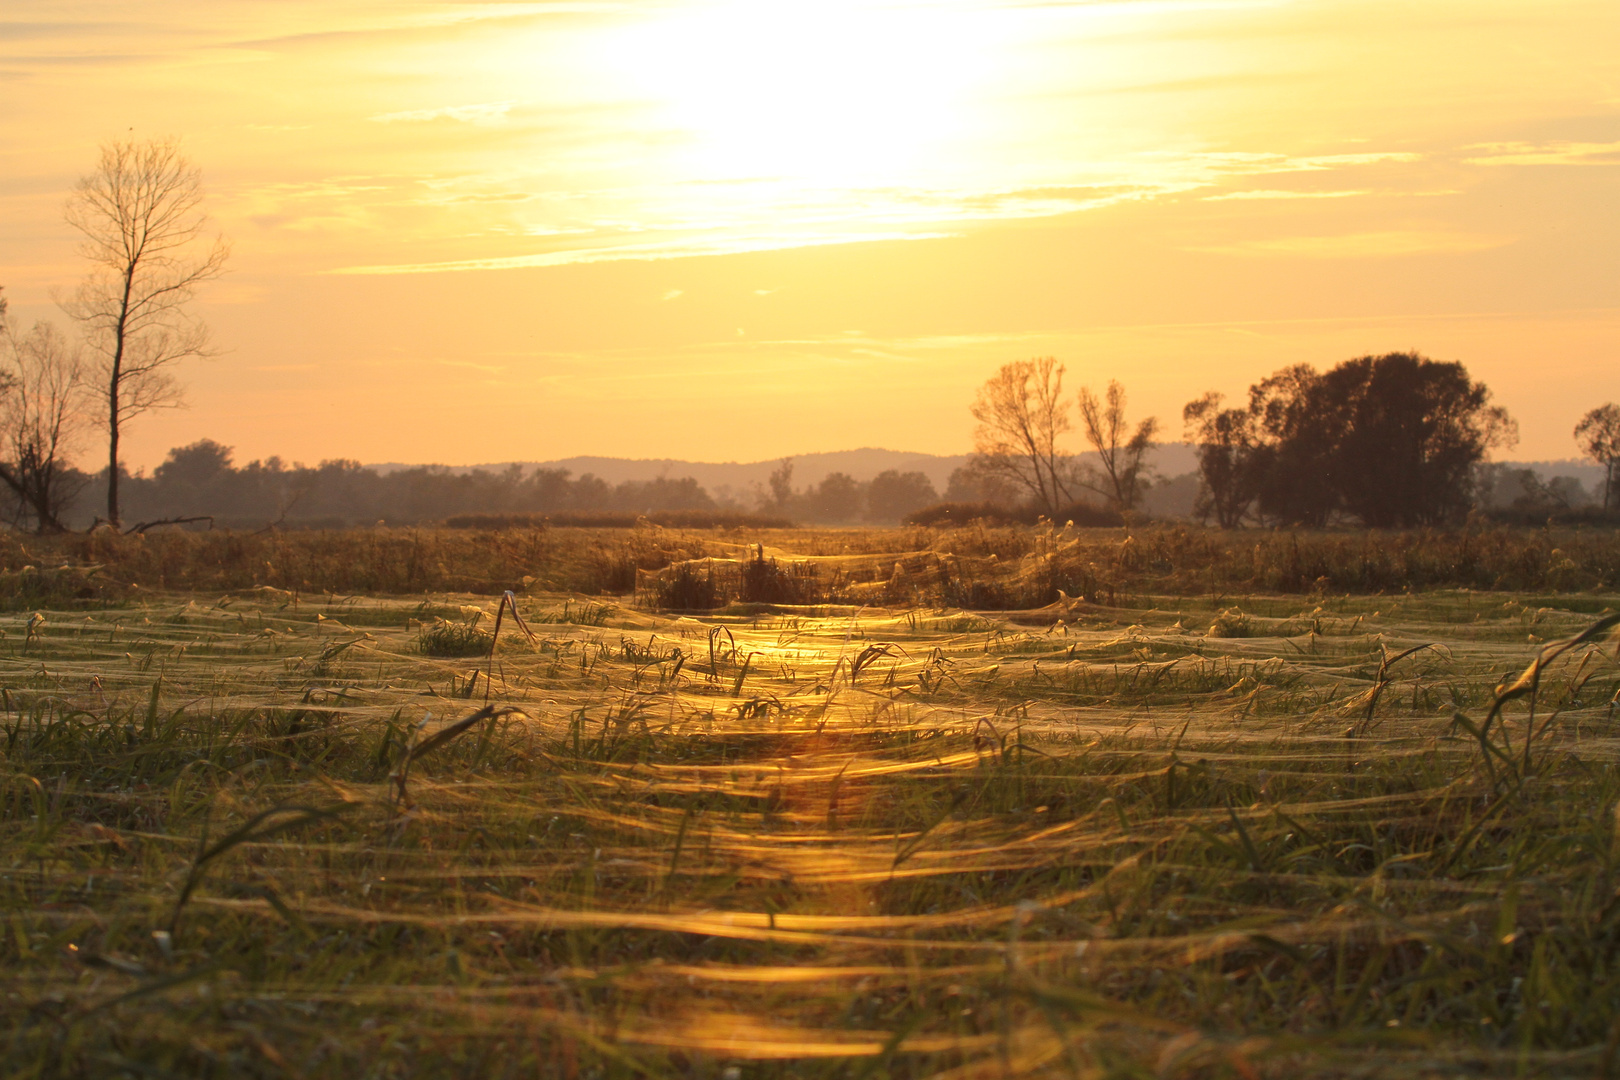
left=2, top=0, right=1616, bottom=470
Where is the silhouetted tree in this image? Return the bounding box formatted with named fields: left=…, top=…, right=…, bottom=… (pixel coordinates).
left=0, top=319, right=93, bottom=532
left=866, top=469, right=937, bottom=524
left=767, top=458, right=795, bottom=512
left=1076, top=379, right=1157, bottom=511
left=1182, top=391, right=1258, bottom=528
left=1475, top=463, right=1592, bottom=518
left=63, top=139, right=229, bottom=526
left=943, top=465, right=1022, bottom=506
left=612, top=476, right=715, bottom=513
left=1574, top=403, right=1620, bottom=513
left=1322, top=353, right=1513, bottom=526
left=1240, top=353, right=1514, bottom=528
left=811, top=472, right=863, bottom=523
left=1245, top=364, right=1340, bottom=527
left=968, top=357, right=1076, bottom=515
left=155, top=438, right=234, bottom=488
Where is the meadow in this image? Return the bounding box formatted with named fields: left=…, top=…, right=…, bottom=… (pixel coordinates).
left=3, top=523, right=1620, bottom=1078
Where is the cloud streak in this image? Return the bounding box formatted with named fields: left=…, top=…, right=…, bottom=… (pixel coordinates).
left=325, top=230, right=955, bottom=274
left=1188, top=230, right=1513, bottom=259
left=370, top=101, right=518, bottom=124
left=1464, top=140, right=1620, bottom=166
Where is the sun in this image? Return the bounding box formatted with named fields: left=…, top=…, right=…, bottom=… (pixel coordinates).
left=602, top=0, right=997, bottom=188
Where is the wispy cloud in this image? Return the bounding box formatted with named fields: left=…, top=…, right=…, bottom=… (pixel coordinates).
left=1464, top=140, right=1620, bottom=166
left=326, top=230, right=952, bottom=274
left=370, top=101, right=517, bottom=124
left=1202, top=189, right=1369, bottom=201
left=1189, top=230, right=1512, bottom=258
left=1282, top=152, right=1422, bottom=171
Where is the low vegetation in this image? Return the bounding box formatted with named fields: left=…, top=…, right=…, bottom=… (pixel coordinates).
left=0, top=520, right=1615, bottom=604
left=2, top=524, right=1619, bottom=1076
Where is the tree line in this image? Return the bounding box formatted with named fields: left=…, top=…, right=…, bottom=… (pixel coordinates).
left=3, top=439, right=956, bottom=530
left=963, top=354, right=1620, bottom=528
left=18, top=440, right=723, bottom=531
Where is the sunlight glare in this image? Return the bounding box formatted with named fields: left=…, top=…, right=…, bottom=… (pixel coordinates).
left=606, top=0, right=997, bottom=186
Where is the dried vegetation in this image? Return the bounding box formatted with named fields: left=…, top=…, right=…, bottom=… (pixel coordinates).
left=2, top=524, right=1620, bottom=1076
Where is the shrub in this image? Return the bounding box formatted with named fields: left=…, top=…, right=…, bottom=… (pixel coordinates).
left=906, top=501, right=1122, bottom=528
left=649, top=561, right=720, bottom=610
left=739, top=548, right=821, bottom=604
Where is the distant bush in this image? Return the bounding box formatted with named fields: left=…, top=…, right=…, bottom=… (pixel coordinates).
left=905, top=501, right=1122, bottom=528
left=647, top=560, right=721, bottom=610
left=739, top=547, right=821, bottom=604
left=906, top=502, right=1022, bottom=527
left=1206, top=607, right=1253, bottom=638
left=0, top=564, right=123, bottom=611
left=442, top=511, right=794, bottom=530
left=1482, top=506, right=1620, bottom=527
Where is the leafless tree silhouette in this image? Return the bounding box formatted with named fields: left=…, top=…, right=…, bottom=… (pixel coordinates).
left=967, top=357, right=1076, bottom=516
left=1077, top=379, right=1158, bottom=511
left=63, top=138, right=228, bottom=526
left=0, top=319, right=94, bottom=532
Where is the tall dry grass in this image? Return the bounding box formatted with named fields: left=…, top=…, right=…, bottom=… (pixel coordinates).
left=0, top=522, right=1614, bottom=612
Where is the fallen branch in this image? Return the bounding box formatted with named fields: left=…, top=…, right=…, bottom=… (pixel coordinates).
left=125, top=515, right=214, bottom=535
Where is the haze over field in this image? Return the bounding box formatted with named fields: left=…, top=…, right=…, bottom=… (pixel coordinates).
left=1, top=0, right=1616, bottom=470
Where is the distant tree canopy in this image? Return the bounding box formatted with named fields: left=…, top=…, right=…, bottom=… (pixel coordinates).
left=69, top=446, right=725, bottom=529
left=763, top=462, right=939, bottom=525
left=1186, top=352, right=1516, bottom=528
left=23, top=444, right=947, bottom=529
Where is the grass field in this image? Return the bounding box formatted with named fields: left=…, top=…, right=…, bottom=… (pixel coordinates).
left=4, top=526, right=1620, bottom=1077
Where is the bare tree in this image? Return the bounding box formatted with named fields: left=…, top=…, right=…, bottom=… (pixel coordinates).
left=62, top=138, right=228, bottom=527
left=0, top=320, right=94, bottom=532
left=967, top=357, right=1075, bottom=516
left=1076, top=379, right=1158, bottom=511
left=1574, top=403, right=1620, bottom=513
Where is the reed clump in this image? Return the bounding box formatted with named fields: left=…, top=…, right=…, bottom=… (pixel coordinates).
left=416, top=615, right=495, bottom=657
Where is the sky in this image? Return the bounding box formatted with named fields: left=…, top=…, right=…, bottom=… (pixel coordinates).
left=1, top=0, right=1616, bottom=471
